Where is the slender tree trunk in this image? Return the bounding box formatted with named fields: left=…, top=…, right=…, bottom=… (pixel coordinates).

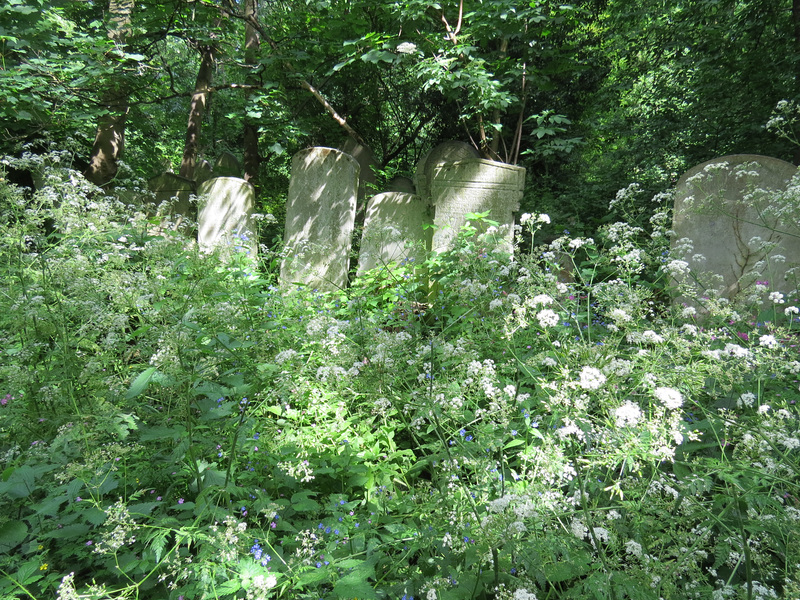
left=84, top=0, right=134, bottom=186
left=179, top=44, right=215, bottom=180
left=488, top=38, right=508, bottom=161
left=242, top=0, right=259, bottom=182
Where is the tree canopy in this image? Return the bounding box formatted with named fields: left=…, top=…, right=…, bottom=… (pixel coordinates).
left=2, top=0, right=798, bottom=226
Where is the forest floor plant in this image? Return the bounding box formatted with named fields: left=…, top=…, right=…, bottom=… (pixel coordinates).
left=0, top=152, right=798, bottom=600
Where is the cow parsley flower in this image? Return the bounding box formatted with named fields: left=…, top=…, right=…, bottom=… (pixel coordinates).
left=614, top=400, right=642, bottom=427
left=759, top=334, right=779, bottom=349
left=579, top=366, right=606, bottom=390
left=654, top=387, right=683, bottom=410
left=536, top=309, right=559, bottom=328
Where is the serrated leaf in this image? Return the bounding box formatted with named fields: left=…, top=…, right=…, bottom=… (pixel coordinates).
left=215, top=579, right=241, bottom=595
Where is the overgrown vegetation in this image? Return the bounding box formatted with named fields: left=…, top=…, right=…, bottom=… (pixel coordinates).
left=1, top=154, right=798, bottom=600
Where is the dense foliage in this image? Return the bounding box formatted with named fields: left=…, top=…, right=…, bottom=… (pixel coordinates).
left=3, top=0, right=799, bottom=225
left=2, top=1, right=800, bottom=599
left=0, top=153, right=798, bottom=599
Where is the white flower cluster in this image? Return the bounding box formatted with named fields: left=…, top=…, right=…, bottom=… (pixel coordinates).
left=578, top=366, right=606, bottom=390
left=614, top=400, right=643, bottom=427
left=654, top=387, right=683, bottom=410
left=536, top=308, right=560, bottom=328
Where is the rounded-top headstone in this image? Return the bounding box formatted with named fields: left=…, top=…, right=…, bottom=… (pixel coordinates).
left=147, top=172, right=196, bottom=218
left=214, top=151, right=242, bottom=178
left=672, top=154, right=800, bottom=304
left=197, top=176, right=257, bottom=258
left=414, top=141, right=480, bottom=202
left=280, top=147, right=360, bottom=291
left=195, top=159, right=214, bottom=185
left=358, top=191, right=431, bottom=273
left=386, top=176, right=415, bottom=194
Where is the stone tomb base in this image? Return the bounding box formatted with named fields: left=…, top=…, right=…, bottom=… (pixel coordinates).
left=430, top=159, right=525, bottom=253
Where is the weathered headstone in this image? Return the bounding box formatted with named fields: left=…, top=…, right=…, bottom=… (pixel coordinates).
left=387, top=176, right=415, bottom=194
left=358, top=192, right=431, bottom=273
left=195, top=159, right=214, bottom=185
left=147, top=173, right=196, bottom=219
left=214, top=152, right=242, bottom=178
left=197, top=176, right=257, bottom=258
left=339, top=138, right=378, bottom=203
left=429, top=159, right=525, bottom=253
left=280, top=148, right=359, bottom=291
left=414, top=141, right=480, bottom=202
left=671, top=154, right=800, bottom=304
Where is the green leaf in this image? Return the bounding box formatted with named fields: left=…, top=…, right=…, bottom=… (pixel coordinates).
left=0, top=521, right=28, bottom=553
left=43, top=523, right=90, bottom=540
left=216, top=579, right=241, bottom=595
left=125, top=366, right=158, bottom=399
left=0, top=466, right=36, bottom=498
left=290, top=491, right=321, bottom=512
left=361, top=49, right=396, bottom=64
left=15, top=560, right=43, bottom=586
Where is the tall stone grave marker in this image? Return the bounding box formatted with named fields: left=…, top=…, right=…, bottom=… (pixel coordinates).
left=414, top=141, right=480, bottom=202
left=672, top=154, right=800, bottom=304
left=280, top=148, right=359, bottom=291
left=358, top=191, right=431, bottom=273
left=429, top=159, right=525, bottom=253
left=197, top=176, right=257, bottom=258
left=147, top=173, right=196, bottom=219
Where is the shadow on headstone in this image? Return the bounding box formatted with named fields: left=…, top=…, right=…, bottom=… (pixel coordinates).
left=671, top=154, right=800, bottom=307
left=197, top=176, right=257, bottom=259
left=430, top=158, right=525, bottom=254
left=280, top=147, right=359, bottom=291
left=358, top=191, right=431, bottom=274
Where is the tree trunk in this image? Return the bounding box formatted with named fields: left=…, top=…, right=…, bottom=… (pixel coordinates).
left=242, top=0, right=259, bottom=182
left=179, top=44, right=215, bottom=180
left=84, top=0, right=134, bottom=187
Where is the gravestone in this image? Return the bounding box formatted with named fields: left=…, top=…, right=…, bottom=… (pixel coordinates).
left=214, top=152, right=242, bottom=178
left=197, top=176, right=257, bottom=258
left=195, top=159, right=214, bottom=185
left=147, top=173, right=196, bottom=219
left=387, top=176, right=415, bottom=194
left=429, top=159, right=525, bottom=253
left=358, top=191, right=431, bottom=273
left=280, top=147, right=359, bottom=291
left=339, top=138, right=378, bottom=203
left=671, top=154, right=800, bottom=304
left=414, top=141, right=480, bottom=202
